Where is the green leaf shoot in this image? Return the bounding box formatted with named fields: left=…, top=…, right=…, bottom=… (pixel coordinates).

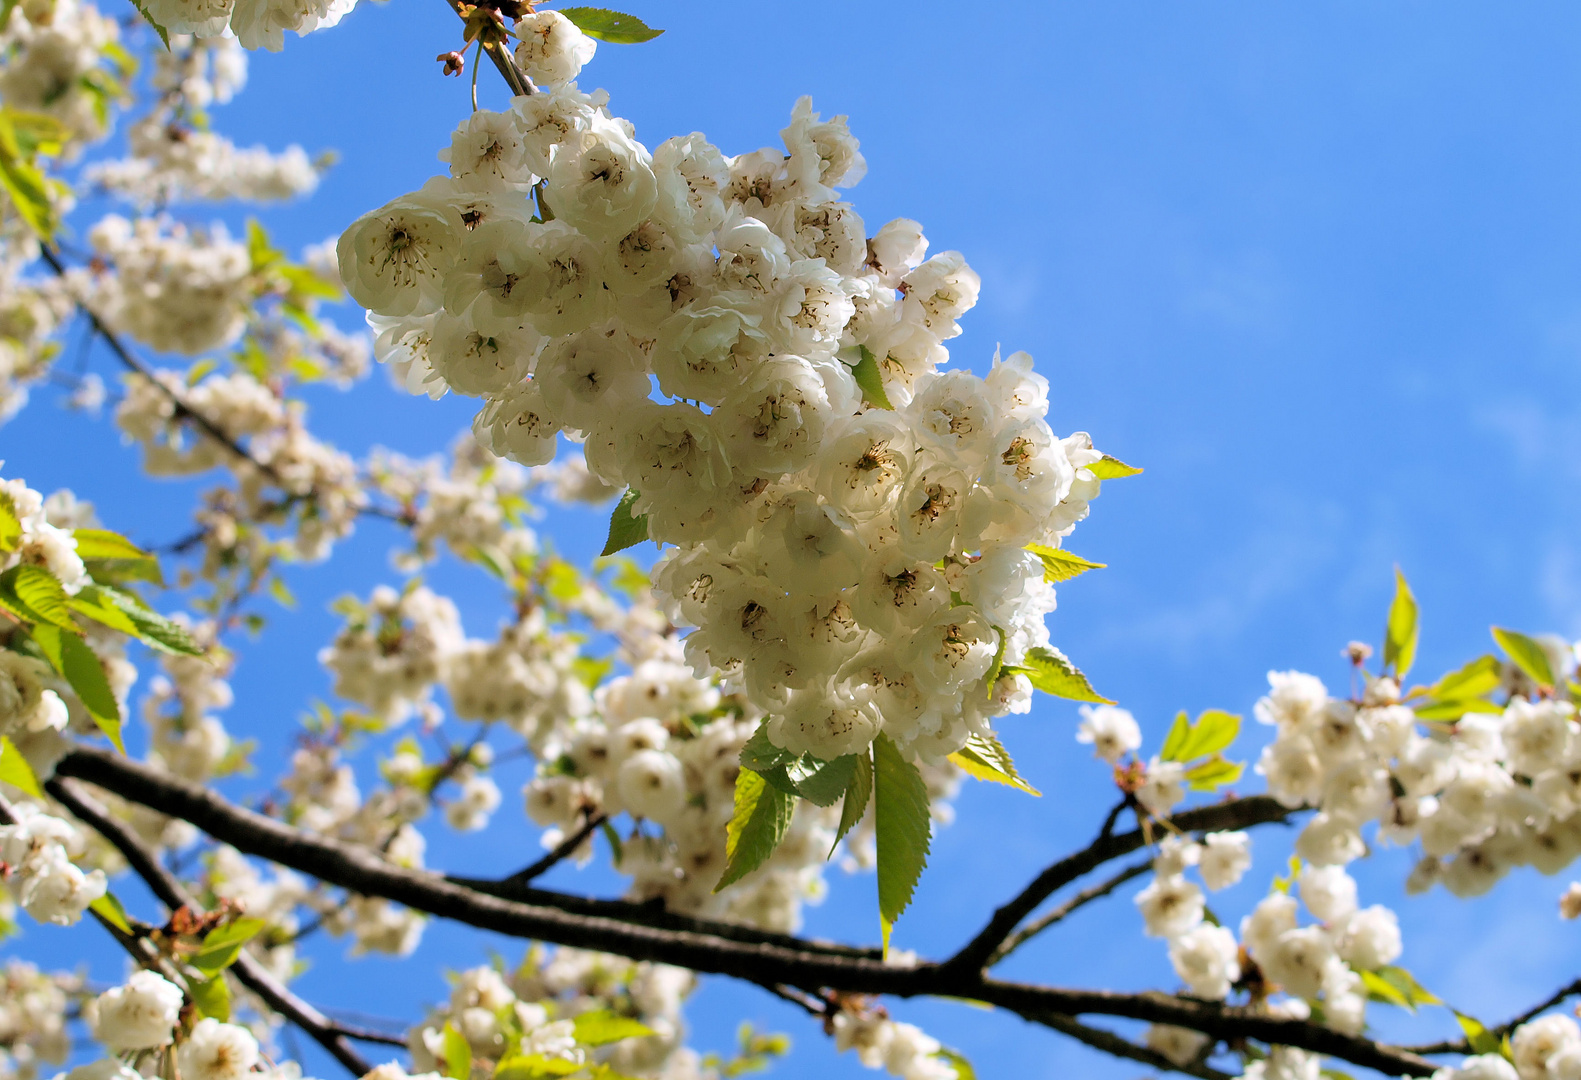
left=873, top=733, right=930, bottom=952
left=1004, top=646, right=1114, bottom=704
left=948, top=731, right=1040, bottom=796
left=601, top=489, right=650, bottom=557
left=1085, top=455, right=1142, bottom=479
left=187, top=975, right=230, bottom=1022
left=1492, top=626, right=1557, bottom=688
left=1023, top=543, right=1106, bottom=584
left=0, top=735, right=43, bottom=798
left=1160, top=709, right=1241, bottom=763
left=88, top=892, right=133, bottom=935
left=31, top=623, right=123, bottom=750
left=192, top=917, right=267, bottom=975
left=1384, top=567, right=1419, bottom=680
left=570, top=1010, right=656, bottom=1047
left=715, top=767, right=795, bottom=891
left=851, top=345, right=894, bottom=410
left=557, top=7, right=664, bottom=43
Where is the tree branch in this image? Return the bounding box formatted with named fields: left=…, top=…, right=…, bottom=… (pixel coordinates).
left=988, top=858, right=1152, bottom=967
left=497, top=812, right=607, bottom=886
left=55, top=747, right=1438, bottom=1077
left=38, top=245, right=286, bottom=488
left=44, top=777, right=375, bottom=1078
left=1031, top=1012, right=1235, bottom=1080
left=944, top=796, right=1298, bottom=974
left=1404, top=977, right=1581, bottom=1056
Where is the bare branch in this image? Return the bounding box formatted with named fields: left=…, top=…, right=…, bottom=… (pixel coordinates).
left=988, top=858, right=1152, bottom=967
left=45, top=777, right=375, bottom=1078
left=500, top=813, right=607, bottom=886
left=1032, top=1012, right=1235, bottom=1080
left=944, top=796, right=1298, bottom=974
left=1405, top=977, right=1581, bottom=1056
left=55, top=746, right=1439, bottom=1077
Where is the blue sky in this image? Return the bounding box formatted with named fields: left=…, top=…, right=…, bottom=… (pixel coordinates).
left=9, top=2, right=1581, bottom=1077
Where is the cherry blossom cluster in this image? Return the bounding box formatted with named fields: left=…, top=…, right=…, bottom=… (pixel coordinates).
left=0, top=959, right=82, bottom=1080
left=339, top=15, right=1113, bottom=769
left=0, top=804, right=107, bottom=926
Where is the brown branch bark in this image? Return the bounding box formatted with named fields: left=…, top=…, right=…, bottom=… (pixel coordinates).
left=944, top=795, right=1298, bottom=974
left=988, top=857, right=1152, bottom=967
left=44, top=777, right=376, bottom=1077
left=55, top=746, right=1437, bottom=1077
left=1404, top=977, right=1581, bottom=1056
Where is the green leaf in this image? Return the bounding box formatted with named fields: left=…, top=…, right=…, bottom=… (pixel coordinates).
left=1415, top=697, right=1505, bottom=722
left=89, top=891, right=133, bottom=935
left=1359, top=969, right=1410, bottom=1008
left=948, top=731, right=1040, bottom=796
left=983, top=625, right=1008, bottom=699
left=67, top=589, right=141, bottom=636
left=780, top=754, right=856, bottom=807
left=936, top=1048, right=975, bottom=1080
left=1456, top=1012, right=1503, bottom=1058
left=873, top=733, right=930, bottom=952
left=715, top=768, right=796, bottom=891
left=1183, top=755, right=1244, bottom=791
left=440, top=1022, right=471, bottom=1080
left=739, top=726, right=794, bottom=773
left=1004, top=646, right=1114, bottom=704
left=83, top=554, right=164, bottom=587
left=1085, top=455, right=1142, bottom=479
left=599, top=819, right=623, bottom=867
left=494, top=1055, right=583, bottom=1080
left=88, top=586, right=204, bottom=656
left=0, top=735, right=43, bottom=798
left=831, top=748, right=872, bottom=857
left=1161, top=709, right=1241, bottom=763
left=0, top=110, right=55, bottom=239
left=1492, top=626, right=1556, bottom=688
left=70, top=529, right=150, bottom=561
left=1023, top=543, right=1106, bottom=584
left=1430, top=655, right=1503, bottom=702
left=269, top=576, right=296, bottom=610
left=557, top=7, right=664, bottom=42
left=126, top=0, right=170, bottom=46
left=0, top=492, right=19, bottom=554
left=1359, top=965, right=1440, bottom=1012
left=187, top=975, right=229, bottom=1022
left=851, top=345, right=895, bottom=410
left=0, top=565, right=75, bottom=630
left=31, top=624, right=122, bottom=750
left=601, top=489, right=649, bottom=557
left=1384, top=567, right=1419, bottom=680
left=570, top=1009, right=656, bottom=1047
left=191, top=917, right=266, bottom=974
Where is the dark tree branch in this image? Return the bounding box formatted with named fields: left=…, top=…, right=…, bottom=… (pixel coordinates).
left=944, top=795, right=1299, bottom=975
left=1404, top=977, right=1581, bottom=1056
left=499, top=812, right=607, bottom=885
left=38, top=245, right=286, bottom=488
left=1032, top=1012, right=1235, bottom=1080
left=988, top=858, right=1152, bottom=967
left=56, top=746, right=1438, bottom=1077
left=44, top=777, right=375, bottom=1077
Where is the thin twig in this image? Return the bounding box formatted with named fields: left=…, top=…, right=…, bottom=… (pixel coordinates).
left=45, top=777, right=374, bottom=1077
left=38, top=246, right=285, bottom=487
left=944, top=796, right=1298, bottom=974
left=1033, top=1012, right=1235, bottom=1080
left=326, top=1022, right=409, bottom=1048
left=498, top=813, right=607, bottom=885
left=755, top=983, right=828, bottom=1019
left=989, top=858, right=1152, bottom=967
left=1404, top=977, right=1581, bottom=1055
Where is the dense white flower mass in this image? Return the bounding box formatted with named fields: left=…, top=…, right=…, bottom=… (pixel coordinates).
left=341, top=81, right=1113, bottom=771
left=91, top=970, right=183, bottom=1051
left=0, top=806, right=106, bottom=926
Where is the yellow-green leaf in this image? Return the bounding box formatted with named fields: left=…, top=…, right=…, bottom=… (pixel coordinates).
left=89, top=892, right=132, bottom=935
left=1085, top=455, right=1142, bottom=479
left=0, top=735, right=42, bottom=798
left=0, top=565, right=75, bottom=630
left=440, top=1022, right=471, bottom=1080
left=192, top=917, right=266, bottom=974
left=715, top=767, right=795, bottom=891
left=1384, top=567, right=1419, bottom=680
left=0, top=492, right=19, bottom=554
left=1183, top=755, right=1244, bottom=791
left=1430, top=655, right=1502, bottom=702
left=557, top=7, right=664, bottom=43
left=874, top=733, right=930, bottom=952
left=1161, top=709, right=1241, bottom=763
left=31, top=624, right=122, bottom=750
left=70, top=529, right=149, bottom=561
left=1023, top=543, right=1106, bottom=584
left=830, top=747, right=872, bottom=857
left=187, top=974, right=229, bottom=1021
left=948, top=732, right=1040, bottom=796
left=1005, top=646, right=1114, bottom=704
left=1492, top=626, right=1557, bottom=688
left=570, top=1010, right=656, bottom=1047
left=1456, top=1012, right=1503, bottom=1057
left=852, top=345, right=894, bottom=410
left=601, top=489, right=649, bottom=557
